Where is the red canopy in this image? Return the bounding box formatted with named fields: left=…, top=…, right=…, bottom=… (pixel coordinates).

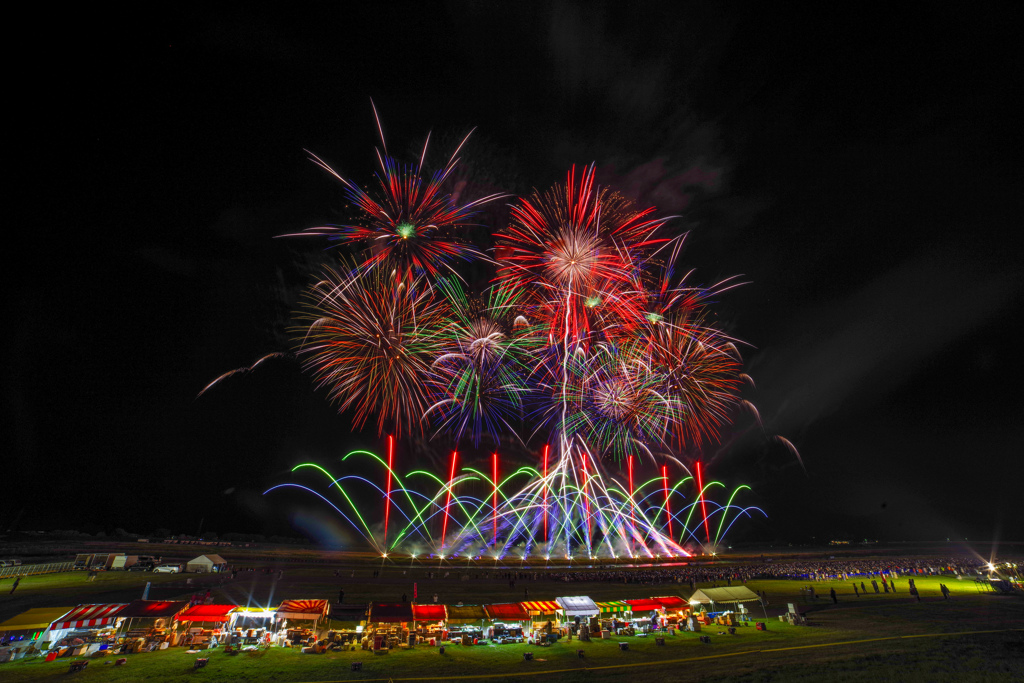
left=175, top=604, right=236, bottom=622
left=485, top=603, right=530, bottom=620
left=118, top=600, right=188, bottom=619
left=653, top=596, right=687, bottom=609
left=51, top=604, right=127, bottom=630
left=412, top=604, right=446, bottom=621
left=625, top=599, right=664, bottom=612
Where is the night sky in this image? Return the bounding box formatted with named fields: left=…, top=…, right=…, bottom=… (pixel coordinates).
left=7, top=4, right=1022, bottom=545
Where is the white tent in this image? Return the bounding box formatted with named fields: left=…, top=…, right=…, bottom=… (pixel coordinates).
left=555, top=596, right=599, bottom=618
left=688, top=587, right=761, bottom=605
left=185, top=554, right=228, bottom=573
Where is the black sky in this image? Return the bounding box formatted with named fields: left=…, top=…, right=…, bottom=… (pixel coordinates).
left=6, top=3, right=1022, bottom=545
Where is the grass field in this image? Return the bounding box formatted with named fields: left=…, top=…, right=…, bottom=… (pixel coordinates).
left=1, top=548, right=1022, bottom=682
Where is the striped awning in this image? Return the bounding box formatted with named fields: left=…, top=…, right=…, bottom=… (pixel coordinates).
left=276, top=599, right=329, bottom=621
left=595, top=601, right=630, bottom=614
left=51, top=604, right=127, bottom=630
left=521, top=601, right=559, bottom=614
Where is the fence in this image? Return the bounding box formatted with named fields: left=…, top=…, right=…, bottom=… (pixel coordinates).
left=0, top=561, right=73, bottom=578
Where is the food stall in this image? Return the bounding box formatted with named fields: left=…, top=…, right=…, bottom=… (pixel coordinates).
left=651, top=595, right=689, bottom=629
left=444, top=604, right=487, bottom=644
left=483, top=603, right=529, bottom=643
left=47, top=604, right=128, bottom=656
left=624, top=598, right=667, bottom=632
left=366, top=603, right=413, bottom=650
left=173, top=604, right=237, bottom=648
left=228, top=606, right=276, bottom=646
left=595, top=601, right=631, bottom=637
left=522, top=600, right=560, bottom=639
left=411, top=604, right=446, bottom=645
left=275, top=600, right=329, bottom=647
left=687, top=587, right=764, bottom=622
left=555, top=596, right=599, bottom=638
left=0, top=607, right=74, bottom=661
left=116, top=600, right=188, bottom=652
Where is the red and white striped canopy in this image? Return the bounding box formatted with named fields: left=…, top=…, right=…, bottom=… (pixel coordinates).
left=51, top=604, right=127, bottom=630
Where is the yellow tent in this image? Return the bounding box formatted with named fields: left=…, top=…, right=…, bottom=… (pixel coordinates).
left=0, top=607, right=75, bottom=632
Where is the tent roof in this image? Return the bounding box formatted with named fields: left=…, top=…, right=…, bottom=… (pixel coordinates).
left=625, top=598, right=663, bottom=612
left=595, top=601, right=630, bottom=614
left=412, top=604, right=446, bottom=621
left=118, top=600, right=189, bottom=619
left=521, top=600, right=559, bottom=614
left=445, top=604, right=486, bottom=622
left=0, top=607, right=74, bottom=632
left=187, top=554, right=226, bottom=564
left=484, top=603, right=529, bottom=620
left=369, top=603, right=413, bottom=623
left=653, top=596, right=688, bottom=609
left=175, top=604, right=237, bottom=622
left=51, top=604, right=127, bottom=630
left=556, top=596, right=599, bottom=616
left=689, top=587, right=761, bottom=604
left=277, top=599, right=328, bottom=620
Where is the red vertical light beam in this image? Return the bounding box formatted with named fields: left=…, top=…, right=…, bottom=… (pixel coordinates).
left=492, top=452, right=499, bottom=548
left=441, top=450, right=457, bottom=552
left=384, top=435, right=394, bottom=552
left=542, top=445, right=549, bottom=544
left=696, top=460, right=710, bottom=545
left=662, top=464, right=673, bottom=541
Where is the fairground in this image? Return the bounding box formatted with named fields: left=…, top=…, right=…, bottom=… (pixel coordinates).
left=0, top=541, right=1021, bottom=682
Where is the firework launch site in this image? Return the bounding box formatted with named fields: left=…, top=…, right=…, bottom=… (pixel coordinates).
left=0, top=540, right=1021, bottom=682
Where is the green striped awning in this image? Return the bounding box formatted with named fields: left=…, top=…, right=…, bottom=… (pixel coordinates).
left=595, top=601, right=629, bottom=615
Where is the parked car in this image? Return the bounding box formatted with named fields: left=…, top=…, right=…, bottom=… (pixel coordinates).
left=153, top=564, right=181, bottom=573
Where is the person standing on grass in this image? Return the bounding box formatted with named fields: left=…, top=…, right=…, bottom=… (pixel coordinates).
left=830, top=588, right=837, bottom=604
left=941, top=583, right=950, bottom=600
left=9, top=576, right=21, bottom=594
left=872, top=580, right=880, bottom=593
left=852, top=583, right=859, bottom=597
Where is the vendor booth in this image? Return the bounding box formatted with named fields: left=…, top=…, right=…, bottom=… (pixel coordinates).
left=688, top=586, right=764, bottom=623
left=445, top=604, right=486, bottom=644
left=116, top=600, right=188, bottom=651
left=228, top=606, right=276, bottom=646
left=0, top=607, right=73, bottom=661
left=174, top=604, right=236, bottom=648
left=275, top=599, right=330, bottom=647
left=556, top=596, right=599, bottom=638
left=47, top=603, right=128, bottom=656
left=367, top=603, right=414, bottom=650
left=185, top=554, right=228, bottom=573
left=484, top=603, right=529, bottom=643
left=411, top=604, right=446, bottom=645
left=522, top=600, right=560, bottom=638
left=595, top=601, right=631, bottom=637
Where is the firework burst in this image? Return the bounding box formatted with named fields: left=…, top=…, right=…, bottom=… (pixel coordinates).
left=294, top=263, right=445, bottom=435
left=283, top=107, right=504, bottom=279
